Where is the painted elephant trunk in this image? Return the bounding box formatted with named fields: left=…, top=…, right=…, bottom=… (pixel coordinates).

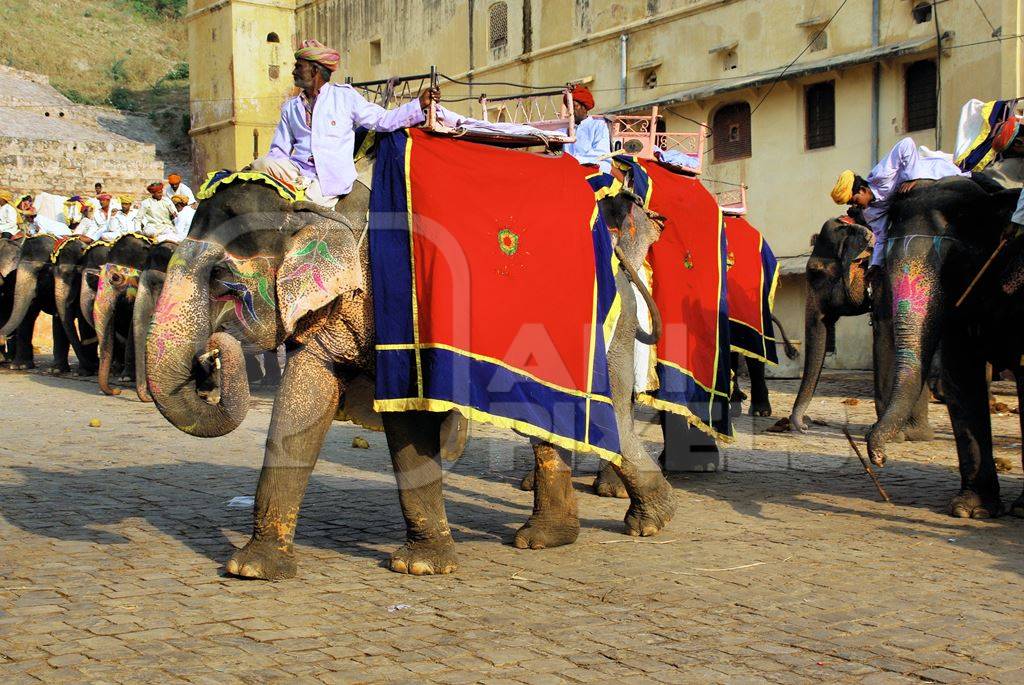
left=133, top=273, right=161, bottom=402
left=866, top=258, right=941, bottom=465
left=94, top=275, right=122, bottom=396
left=0, top=266, right=38, bottom=338
left=789, top=290, right=831, bottom=432
left=147, top=242, right=250, bottom=437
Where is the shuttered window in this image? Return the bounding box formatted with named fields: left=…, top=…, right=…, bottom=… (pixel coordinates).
left=906, top=60, right=937, bottom=132
left=712, top=102, right=752, bottom=162
left=805, top=81, right=835, bottom=149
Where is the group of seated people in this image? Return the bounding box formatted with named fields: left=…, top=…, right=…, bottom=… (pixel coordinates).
left=0, top=174, right=198, bottom=244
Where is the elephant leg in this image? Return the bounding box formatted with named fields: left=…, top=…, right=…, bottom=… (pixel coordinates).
left=514, top=442, right=579, bottom=549
left=120, top=317, right=136, bottom=383
left=244, top=351, right=264, bottom=384
left=12, top=305, right=40, bottom=369
left=50, top=315, right=71, bottom=374
left=1010, top=372, right=1024, bottom=518
left=385, top=411, right=458, bottom=575
left=729, top=352, right=747, bottom=412
left=746, top=357, right=771, bottom=417
left=262, top=349, right=282, bottom=387
left=592, top=460, right=629, bottom=498
left=225, top=345, right=341, bottom=580
left=945, top=343, right=1002, bottom=519
left=77, top=316, right=99, bottom=376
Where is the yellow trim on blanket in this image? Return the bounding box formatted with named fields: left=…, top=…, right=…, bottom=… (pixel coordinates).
left=403, top=134, right=424, bottom=397
left=636, top=393, right=733, bottom=444
left=730, top=345, right=778, bottom=366
left=376, top=342, right=614, bottom=405
left=196, top=170, right=306, bottom=203
left=954, top=100, right=1000, bottom=172
left=373, top=397, right=622, bottom=464
left=656, top=358, right=731, bottom=398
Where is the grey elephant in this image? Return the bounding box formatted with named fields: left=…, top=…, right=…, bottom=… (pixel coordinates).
left=789, top=215, right=932, bottom=440
left=51, top=236, right=107, bottom=376
left=147, top=168, right=674, bottom=580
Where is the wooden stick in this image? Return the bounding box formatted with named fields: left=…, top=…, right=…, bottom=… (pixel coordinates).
left=955, top=238, right=1007, bottom=308
left=842, top=426, right=893, bottom=504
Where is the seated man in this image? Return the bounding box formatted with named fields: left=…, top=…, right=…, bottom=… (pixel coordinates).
left=139, top=181, right=178, bottom=239
left=563, top=85, right=611, bottom=173
left=831, top=137, right=967, bottom=270
left=167, top=174, right=195, bottom=207
left=253, top=39, right=437, bottom=208
left=172, top=194, right=195, bottom=239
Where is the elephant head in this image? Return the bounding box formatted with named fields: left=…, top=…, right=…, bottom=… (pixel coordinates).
left=0, top=234, right=56, bottom=339
left=789, top=216, right=874, bottom=431
left=147, top=180, right=368, bottom=438
left=94, top=234, right=151, bottom=395
left=866, top=178, right=1019, bottom=464
left=52, top=236, right=99, bottom=374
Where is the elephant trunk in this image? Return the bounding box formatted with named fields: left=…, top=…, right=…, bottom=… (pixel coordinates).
left=80, top=273, right=98, bottom=327
left=94, top=277, right=121, bottom=396
left=615, top=245, right=662, bottom=345
left=789, top=291, right=832, bottom=432
left=133, top=273, right=161, bottom=402
left=54, top=273, right=95, bottom=372
left=0, top=265, right=38, bottom=338
left=147, top=243, right=250, bottom=437
left=866, top=259, right=941, bottom=465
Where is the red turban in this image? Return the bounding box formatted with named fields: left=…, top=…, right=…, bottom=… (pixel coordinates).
left=571, top=85, right=595, bottom=111
left=147, top=182, right=164, bottom=193
left=295, top=39, right=341, bottom=73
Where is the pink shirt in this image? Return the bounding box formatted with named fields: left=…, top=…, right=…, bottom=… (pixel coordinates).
left=267, top=83, right=426, bottom=197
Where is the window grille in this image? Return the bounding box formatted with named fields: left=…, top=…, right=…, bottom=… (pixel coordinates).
left=489, top=2, right=508, bottom=50
left=906, top=60, right=937, bottom=132
left=712, top=102, right=751, bottom=162
left=805, top=81, right=835, bottom=149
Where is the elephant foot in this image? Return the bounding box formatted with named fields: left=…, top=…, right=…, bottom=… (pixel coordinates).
left=11, top=361, right=35, bottom=371
left=624, top=475, right=676, bottom=537
left=748, top=401, right=772, bottom=417
left=519, top=469, right=536, bottom=492
left=593, top=465, right=629, bottom=499
left=1010, top=495, right=1024, bottom=518
left=77, top=366, right=97, bottom=377
left=513, top=514, right=579, bottom=550
left=389, top=539, right=458, bottom=575
left=867, top=446, right=886, bottom=468
left=902, top=423, right=934, bottom=442
left=46, top=364, right=70, bottom=376
left=950, top=490, right=1003, bottom=519
left=225, top=538, right=297, bottom=581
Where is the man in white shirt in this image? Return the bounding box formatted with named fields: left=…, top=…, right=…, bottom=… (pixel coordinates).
left=170, top=194, right=195, bottom=241
left=252, top=39, right=436, bottom=208
left=99, top=196, right=137, bottom=241
left=167, top=174, right=196, bottom=207
left=138, top=181, right=177, bottom=239
left=75, top=203, right=103, bottom=240
left=563, top=85, right=611, bottom=174
left=94, top=193, right=118, bottom=230
left=0, top=190, right=17, bottom=235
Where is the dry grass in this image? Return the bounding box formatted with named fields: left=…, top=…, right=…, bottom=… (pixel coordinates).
left=0, top=0, right=186, bottom=104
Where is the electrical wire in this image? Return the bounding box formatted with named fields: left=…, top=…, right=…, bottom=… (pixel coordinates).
left=970, top=0, right=998, bottom=35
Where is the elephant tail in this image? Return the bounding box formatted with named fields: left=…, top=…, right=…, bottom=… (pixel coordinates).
left=771, top=314, right=799, bottom=360
left=614, top=245, right=662, bottom=345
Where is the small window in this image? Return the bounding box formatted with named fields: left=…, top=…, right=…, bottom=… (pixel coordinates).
left=805, top=81, right=835, bottom=149
left=906, top=60, right=937, bottom=132
left=723, top=49, right=738, bottom=71
left=912, top=2, right=933, bottom=24
left=266, top=32, right=280, bottom=43
left=712, top=102, right=752, bottom=162
left=489, top=2, right=508, bottom=50
left=369, top=39, right=382, bottom=66
left=642, top=67, right=658, bottom=89
left=810, top=30, right=828, bottom=52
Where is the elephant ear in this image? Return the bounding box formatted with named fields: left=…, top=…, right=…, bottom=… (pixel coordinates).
left=277, top=215, right=363, bottom=336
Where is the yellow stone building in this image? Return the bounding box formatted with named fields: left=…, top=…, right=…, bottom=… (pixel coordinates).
left=187, top=0, right=1024, bottom=373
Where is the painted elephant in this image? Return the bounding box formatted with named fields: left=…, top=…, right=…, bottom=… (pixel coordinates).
left=51, top=236, right=104, bottom=376
left=865, top=177, right=1024, bottom=518
left=147, top=176, right=674, bottom=579
left=0, top=234, right=72, bottom=372
left=789, top=216, right=932, bottom=438
left=94, top=234, right=152, bottom=396
left=132, top=241, right=176, bottom=402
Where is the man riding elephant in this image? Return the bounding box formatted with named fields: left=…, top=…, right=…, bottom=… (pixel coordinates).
left=252, top=38, right=438, bottom=208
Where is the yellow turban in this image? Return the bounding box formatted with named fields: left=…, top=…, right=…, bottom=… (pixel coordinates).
left=0, top=189, right=12, bottom=204
left=119, top=195, right=133, bottom=206
left=171, top=194, right=189, bottom=205
left=831, top=170, right=856, bottom=204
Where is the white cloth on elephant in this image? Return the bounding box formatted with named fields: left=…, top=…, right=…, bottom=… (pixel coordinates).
left=252, top=156, right=338, bottom=208
left=632, top=263, right=656, bottom=394
left=33, top=215, right=71, bottom=236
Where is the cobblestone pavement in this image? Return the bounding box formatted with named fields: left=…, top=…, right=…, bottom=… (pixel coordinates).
left=2, top=367, right=1024, bottom=684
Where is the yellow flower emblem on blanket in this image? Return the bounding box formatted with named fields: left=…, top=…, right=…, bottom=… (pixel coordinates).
left=498, top=228, right=520, bottom=256
left=684, top=251, right=694, bottom=270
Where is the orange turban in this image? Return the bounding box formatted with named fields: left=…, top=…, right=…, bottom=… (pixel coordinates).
left=571, top=85, right=595, bottom=111
left=168, top=174, right=181, bottom=185
left=295, top=39, right=341, bottom=73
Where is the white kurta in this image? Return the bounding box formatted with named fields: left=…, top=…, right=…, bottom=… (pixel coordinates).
left=0, top=204, right=17, bottom=234
left=168, top=182, right=196, bottom=205
left=139, top=196, right=177, bottom=238
left=565, top=116, right=612, bottom=173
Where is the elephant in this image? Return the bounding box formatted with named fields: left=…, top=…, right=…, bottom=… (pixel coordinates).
left=0, top=236, right=21, bottom=364
left=94, top=234, right=152, bottom=396
left=147, top=174, right=675, bottom=580
left=51, top=236, right=104, bottom=376
left=788, top=216, right=932, bottom=439
left=0, top=234, right=73, bottom=372
left=132, top=241, right=176, bottom=402
left=864, top=177, right=1024, bottom=518
left=729, top=315, right=798, bottom=418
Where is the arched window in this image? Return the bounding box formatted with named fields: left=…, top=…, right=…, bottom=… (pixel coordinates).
left=489, top=2, right=508, bottom=50
left=906, top=60, right=937, bottom=132
left=266, top=32, right=280, bottom=43
left=712, top=102, right=752, bottom=162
